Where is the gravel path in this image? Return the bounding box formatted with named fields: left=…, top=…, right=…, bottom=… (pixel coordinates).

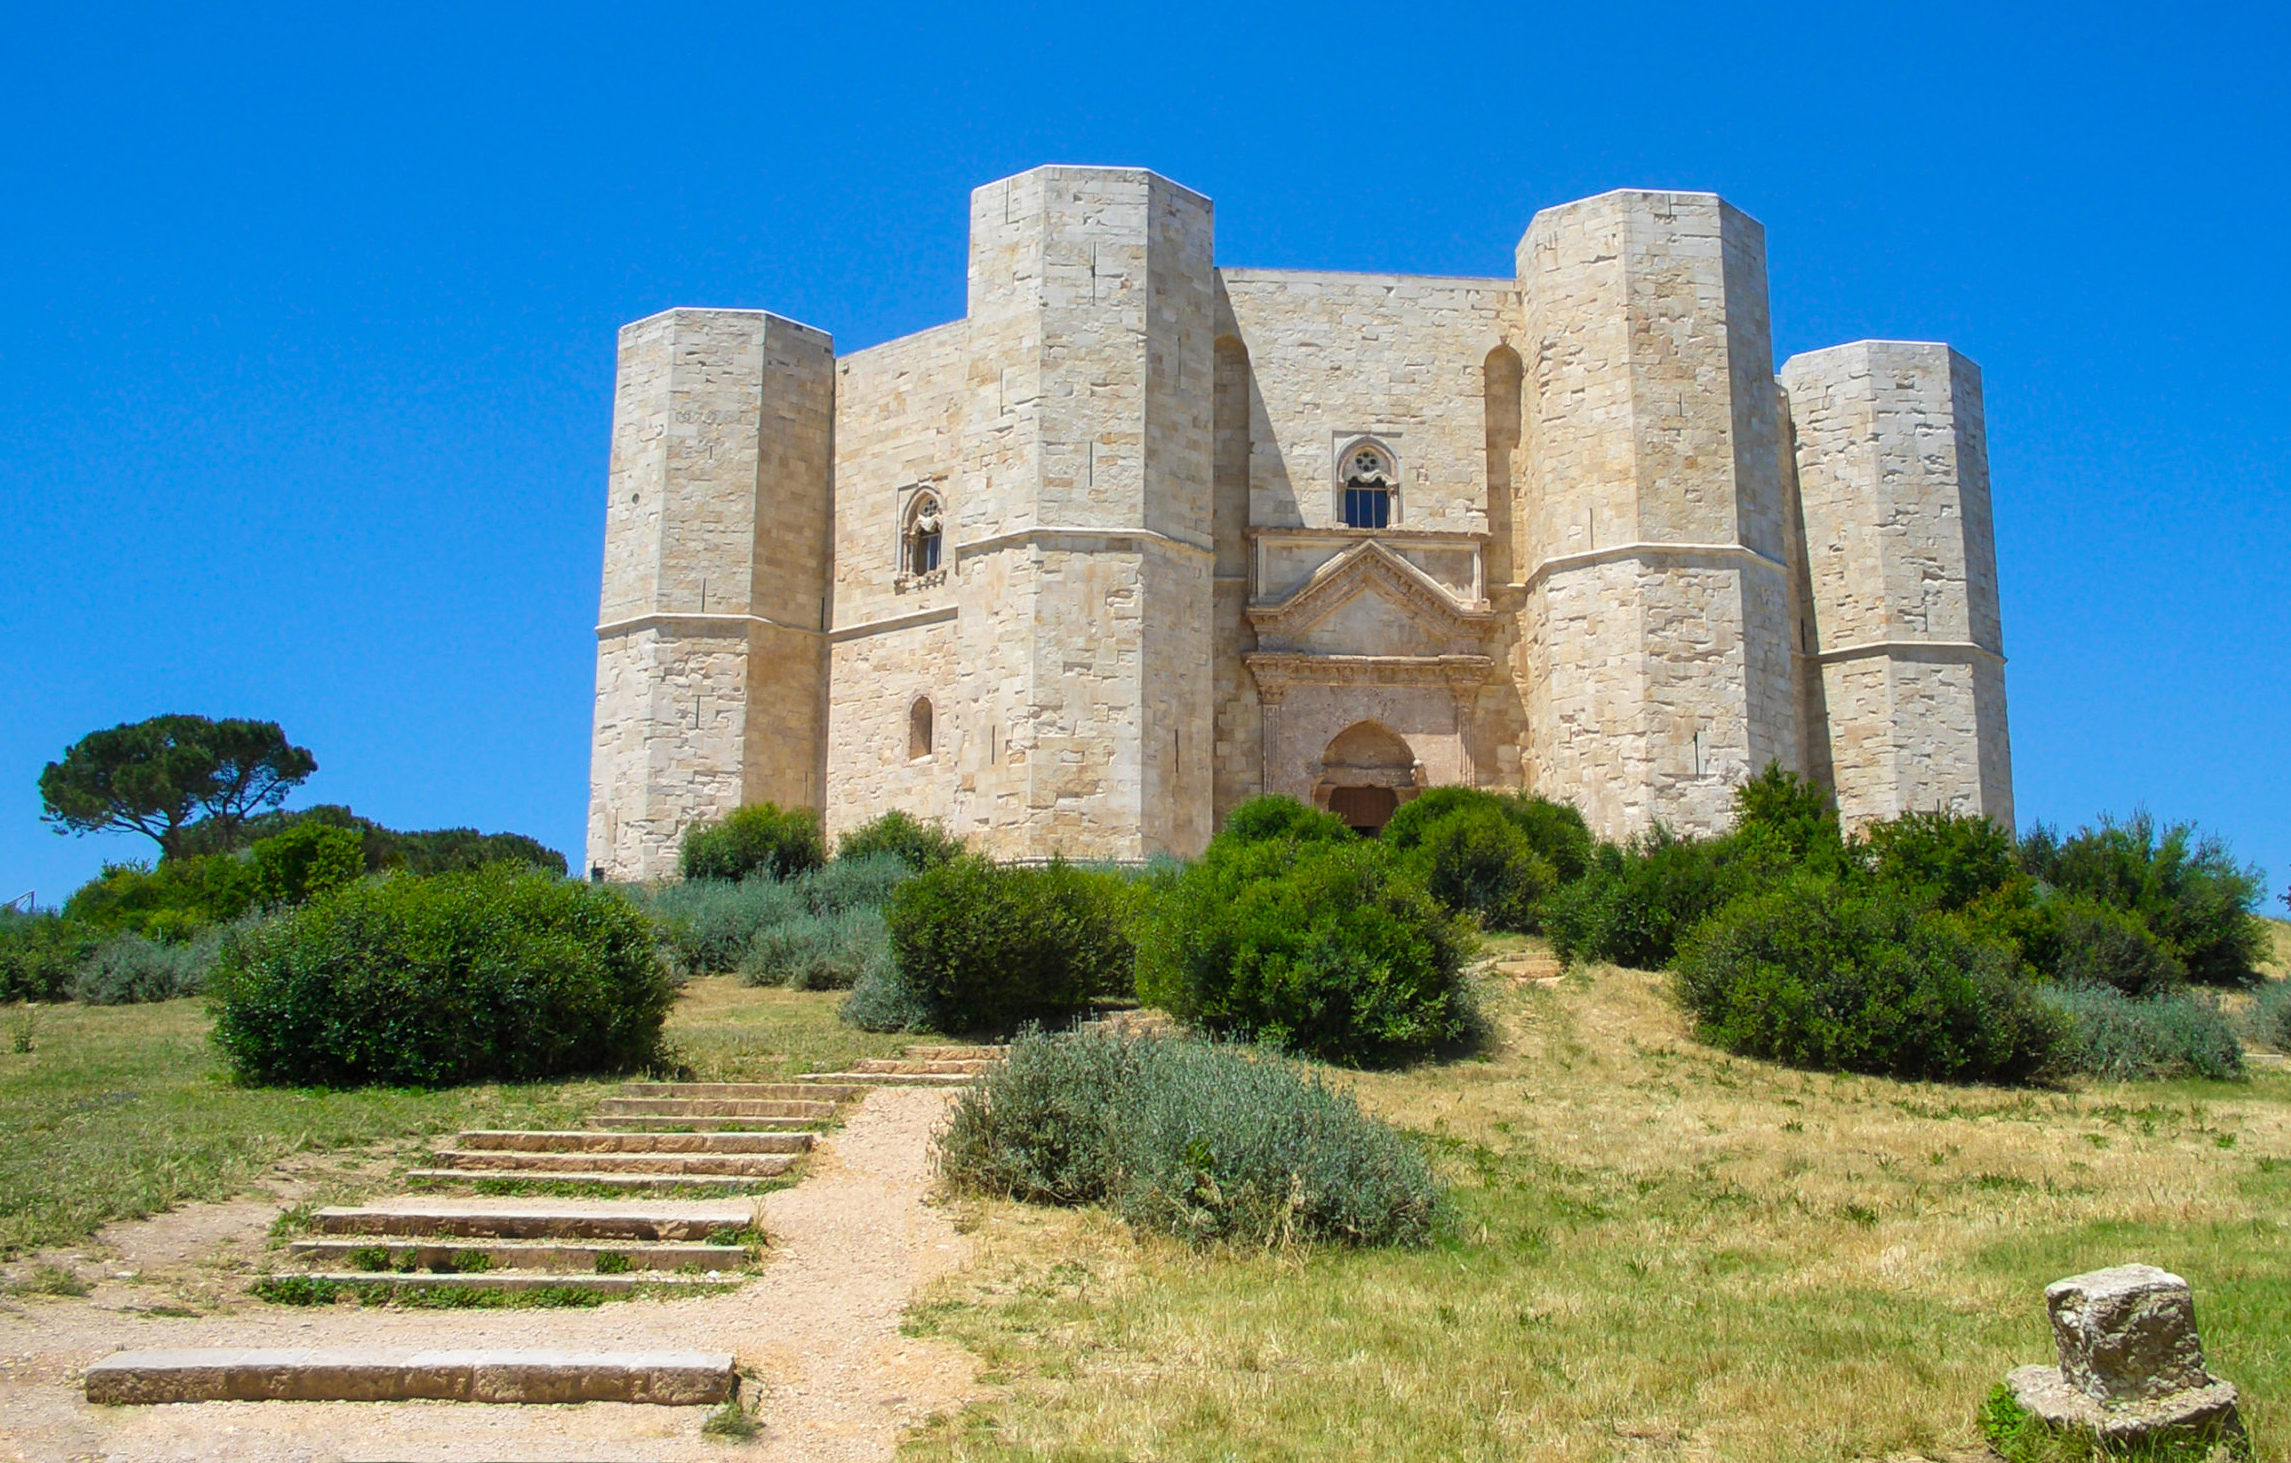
left=0, top=1087, right=976, bottom=1462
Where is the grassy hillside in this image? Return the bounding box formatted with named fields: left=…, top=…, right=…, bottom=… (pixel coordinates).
left=904, top=953, right=2291, bottom=1462
left=0, top=979, right=899, bottom=1256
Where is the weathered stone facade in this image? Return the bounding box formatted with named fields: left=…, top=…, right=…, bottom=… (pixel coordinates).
left=588, top=166, right=2012, bottom=880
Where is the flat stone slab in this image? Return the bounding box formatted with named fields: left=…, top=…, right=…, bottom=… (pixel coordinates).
left=2008, top=1364, right=2243, bottom=1445
left=799, top=1071, right=972, bottom=1086
left=596, top=1097, right=837, bottom=1119
left=587, top=1113, right=831, bottom=1131
left=287, top=1239, right=754, bottom=1271
left=312, top=1202, right=751, bottom=1241
left=407, top=1168, right=779, bottom=1190
left=619, top=1081, right=864, bottom=1101
left=85, top=1348, right=735, bottom=1405
left=287, top=1271, right=740, bottom=1293
left=454, top=1129, right=812, bottom=1154
left=427, top=1148, right=798, bottom=1176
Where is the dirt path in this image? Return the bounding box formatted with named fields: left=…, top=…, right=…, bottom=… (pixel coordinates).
left=0, top=1087, right=976, bottom=1463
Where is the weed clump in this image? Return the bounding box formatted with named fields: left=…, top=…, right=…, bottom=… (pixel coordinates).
left=70, top=929, right=223, bottom=1005
left=2040, top=983, right=2244, bottom=1082
left=938, top=1029, right=1440, bottom=1248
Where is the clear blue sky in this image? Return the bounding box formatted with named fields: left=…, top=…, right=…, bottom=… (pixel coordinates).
left=3, top=2, right=2285, bottom=908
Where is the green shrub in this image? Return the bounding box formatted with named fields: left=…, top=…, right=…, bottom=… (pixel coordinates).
left=0, top=909, right=99, bottom=1002
left=742, top=906, right=889, bottom=991
left=937, top=1029, right=1441, bottom=1248
left=1730, top=764, right=1851, bottom=872
left=1543, top=829, right=1756, bottom=970
left=2050, top=894, right=2188, bottom=998
left=1862, top=809, right=2018, bottom=913
left=678, top=803, right=826, bottom=883
left=2039, top=983, right=2243, bottom=1083
left=1214, top=795, right=1354, bottom=847
left=1674, top=875, right=2064, bottom=1084
left=249, top=823, right=365, bottom=907
left=1136, top=835, right=1476, bottom=1067
left=209, top=867, right=674, bottom=1087
left=62, top=855, right=259, bottom=942
left=70, top=929, right=222, bottom=1004
left=2021, top=813, right=2269, bottom=985
left=880, top=856, right=1134, bottom=1031
left=1380, top=788, right=1586, bottom=932
left=2243, top=978, right=2291, bottom=1053
left=834, top=810, right=962, bottom=870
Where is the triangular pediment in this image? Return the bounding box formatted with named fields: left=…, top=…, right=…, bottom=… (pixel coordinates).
left=1248, top=541, right=1494, bottom=657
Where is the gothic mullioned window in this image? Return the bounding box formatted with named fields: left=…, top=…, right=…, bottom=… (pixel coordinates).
left=903, top=492, right=944, bottom=575
left=1340, top=443, right=1395, bottom=529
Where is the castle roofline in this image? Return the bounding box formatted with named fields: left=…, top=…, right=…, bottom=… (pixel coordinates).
left=617, top=305, right=834, bottom=341
left=1216, top=266, right=1511, bottom=290
left=974, top=163, right=1211, bottom=209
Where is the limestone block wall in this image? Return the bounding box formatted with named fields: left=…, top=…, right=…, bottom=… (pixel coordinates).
left=822, top=615, right=959, bottom=843
left=1780, top=341, right=2012, bottom=829
left=1517, top=190, right=1798, bottom=839
left=587, top=309, right=834, bottom=881
left=1218, top=270, right=1514, bottom=535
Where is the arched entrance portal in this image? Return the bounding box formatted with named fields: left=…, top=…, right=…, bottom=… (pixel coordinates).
left=1314, top=721, right=1420, bottom=834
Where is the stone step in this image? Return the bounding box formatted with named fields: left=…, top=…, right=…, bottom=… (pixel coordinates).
left=903, top=1045, right=1009, bottom=1061
left=587, top=1113, right=832, bottom=1132
left=454, top=1129, right=812, bottom=1155
left=284, top=1271, right=738, bottom=1293
left=849, top=1058, right=996, bottom=1075
left=84, top=1348, right=735, bottom=1405
left=287, top=1239, right=754, bottom=1271
left=618, top=1081, right=864, bottom=1102
left=407, top=1168, right=777, bottom=1191
left=798, top=1070, right=974, bottom=1087
left=595, top=1097, right=837, bottom=1119
left=311, top=1204, right=751, bottom=1241
left=426, top=1149, right=798, bottom=1178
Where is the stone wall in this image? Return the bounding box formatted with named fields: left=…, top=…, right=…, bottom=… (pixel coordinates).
left=587, top=309, right=834, bottom=881
left=1780, top=340, right=2013, bottom=829
left=1516, top=191, right=1799, bottom=840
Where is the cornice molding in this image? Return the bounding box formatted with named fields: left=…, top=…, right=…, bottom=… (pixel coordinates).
left=957, top=525, right=1214, bottom=560
left=1516, top=540, right=1789, bottom=592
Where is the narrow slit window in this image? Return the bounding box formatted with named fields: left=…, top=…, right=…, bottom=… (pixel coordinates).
left=909, top=697, right=934, bottom=760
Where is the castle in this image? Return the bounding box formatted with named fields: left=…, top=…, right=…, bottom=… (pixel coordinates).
left=587, top=166, right=2012, bottom=881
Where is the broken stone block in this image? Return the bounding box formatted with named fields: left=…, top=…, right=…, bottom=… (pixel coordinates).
left=2001, top=1264, right=2243, bottom=1452
left=2048, top=1263, right=2211, bottom=1402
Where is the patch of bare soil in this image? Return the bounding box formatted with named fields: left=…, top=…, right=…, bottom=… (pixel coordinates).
left=0, top=1087, right=976, bottom=1463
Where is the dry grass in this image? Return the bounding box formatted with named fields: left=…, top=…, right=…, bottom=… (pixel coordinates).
left=2263, top=916, right=2291, bottom=978
left=902, top=949, right=2291, bottom=1462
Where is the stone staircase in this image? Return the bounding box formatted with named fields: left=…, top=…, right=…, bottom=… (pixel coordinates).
left=796, top=1043, right=1009, bottom=1087
left=90, top=1044, right=1007, bottom=1408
